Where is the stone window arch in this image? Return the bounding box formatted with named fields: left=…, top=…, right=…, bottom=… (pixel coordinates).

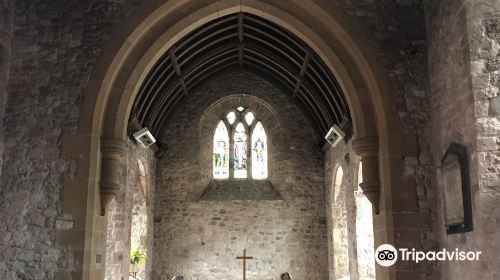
left=332, top=165, right=350, bottom=280
left=355, top=161, right=376, bottom=280
left=137, top=159, right=148, bottom=197
left=213, top=106, right=268, bottom=179
left=333, top=166, right=344, bottom=203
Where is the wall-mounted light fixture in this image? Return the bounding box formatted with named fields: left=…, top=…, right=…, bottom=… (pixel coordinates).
left=325, top=125, right=345, bottom=147
left=133, top=127, right=156, bottom=148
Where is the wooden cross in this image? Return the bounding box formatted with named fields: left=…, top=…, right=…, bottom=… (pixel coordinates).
left=236, top=249, right=253, bottom=280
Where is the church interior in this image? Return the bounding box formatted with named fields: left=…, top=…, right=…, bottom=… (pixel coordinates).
left=0, top=0, right=499, bottom=280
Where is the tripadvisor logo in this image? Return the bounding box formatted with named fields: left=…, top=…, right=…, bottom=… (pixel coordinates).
left=375, top=244, right=482, bottom=267
left=375, top=244, right=398, bottom=267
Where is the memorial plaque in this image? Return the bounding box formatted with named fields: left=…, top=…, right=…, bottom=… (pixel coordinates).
left=442, top=159, right=464, bottom=225
left=441, top=142, right=473, bottom=234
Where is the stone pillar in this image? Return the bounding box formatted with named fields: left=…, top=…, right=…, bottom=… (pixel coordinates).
left=353, top=137, right=380, bottom=214
left=100, top=137, right=128, bottom=215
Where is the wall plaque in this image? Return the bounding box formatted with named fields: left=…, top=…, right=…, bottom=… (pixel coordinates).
left=441, top=142, right=473, bottom=234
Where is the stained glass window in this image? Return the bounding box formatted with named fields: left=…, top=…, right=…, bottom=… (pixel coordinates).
left=251, top=122, right=268, bottom=179
left=213, top=121, right=229, bottom=179
left=226, top=111, right=236, bottom=124
left=213, top=107, right=268, bottom=180
left=233, top=122, right=248, bottom=178
left=245, top=112, right=255, bottom=126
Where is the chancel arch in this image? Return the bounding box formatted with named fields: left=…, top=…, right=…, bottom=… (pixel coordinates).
left=61, top=1, right=421, bottom=279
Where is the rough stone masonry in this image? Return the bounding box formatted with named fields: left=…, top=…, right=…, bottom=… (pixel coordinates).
left=0, top=0, right=499, bottom=280
left=153, top=70, right=328, bottom=280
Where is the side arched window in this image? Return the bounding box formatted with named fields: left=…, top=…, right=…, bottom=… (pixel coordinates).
left=213, top=107, right=268, bottom=179
left=333, top=166, right=344, bottom=202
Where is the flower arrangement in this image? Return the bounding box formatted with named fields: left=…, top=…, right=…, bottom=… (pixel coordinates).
left=130, top=247, right=148, bottom=265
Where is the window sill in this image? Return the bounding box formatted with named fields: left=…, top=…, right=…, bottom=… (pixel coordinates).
left=200, top=179, right=282, bottom=201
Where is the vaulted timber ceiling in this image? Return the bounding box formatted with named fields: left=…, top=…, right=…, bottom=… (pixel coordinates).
left=130, top=13, right=350, bottom=139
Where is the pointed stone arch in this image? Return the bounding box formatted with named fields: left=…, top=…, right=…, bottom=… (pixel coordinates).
left=59, top=1, right=418, bottom=279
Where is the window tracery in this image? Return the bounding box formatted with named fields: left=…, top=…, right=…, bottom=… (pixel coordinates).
left=213, top=107, right=268, bottom=179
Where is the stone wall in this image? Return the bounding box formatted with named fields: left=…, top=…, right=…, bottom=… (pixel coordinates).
left=153, top=70, right=328, bottom=280
left=0, top=0, right=11, bottom=179
left=0, top=0, right=142, bottom=279
left=466, top=7, right=500, bottom=278
left=0, top=0, right=12, bottom=277
left=425, top=0, right=500, bottom=279
left=332, top=3, right=439, bottom=278
left=325, top=140, right=376, bottom=280
left=333, top=0, right=430, bottom=132
left=4, top=0, right=496, bottom=279
left=0, top=1, right=430, bottom=277
left=105, top=140, right=155, bottom=280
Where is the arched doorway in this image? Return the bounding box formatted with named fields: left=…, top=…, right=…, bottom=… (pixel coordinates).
left=59, top=1, right=419, bottom=279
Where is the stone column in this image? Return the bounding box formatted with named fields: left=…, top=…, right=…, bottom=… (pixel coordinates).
left=353, top=136, right=380, bottom=214
left=100, top=137, right=128, bottom=215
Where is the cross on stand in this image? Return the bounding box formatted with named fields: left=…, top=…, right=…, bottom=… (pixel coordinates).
left=236, top=249, right=254, bottom=280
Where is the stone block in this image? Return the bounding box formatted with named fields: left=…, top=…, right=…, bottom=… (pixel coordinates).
left=391, top=178, right=419, bottom=212
left=489, top=95, right=500, bottom=116
left=392, top=212, right=431, bottom=230
left=477, top=136, right=500, bottom=151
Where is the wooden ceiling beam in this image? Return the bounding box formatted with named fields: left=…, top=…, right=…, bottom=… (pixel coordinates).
left=183, top=45, right=237, bottom=76
left=306, top=61, right=344, bottom=120
left=244, top=25, right=303, bottom=60
left=238, top=13, right=244, bottom=67
left=186, top=54, right=239, bottom=87
left=148, top=83, right=182, bottom=129
left=155, top=62, right=238, bottom=132
left=243, top=49, right=296, bottom=83
left=179, top=30, right=238, bottom=66
left=245, top=60, right=328, bottom=132
left=169, top=48, right=189, bottom=96
left=244, top=15, right=305, bottom=52
left=152, top=89, right=184, bottom=133
left=244, top=35, right=301, bottom=67
left=243, top=57, right=296, bottom=87
left=132, top=13, right=350, bottom=139
left=186, top=61, right=239, bottom=91
left=292, top=50, right=311, bottom=98
left=175, top=14, right=238, bottom=54
left=138, top=70, right=176, bottom=123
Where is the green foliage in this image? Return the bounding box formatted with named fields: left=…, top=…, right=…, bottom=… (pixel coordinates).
left=130, top=247, right=148, bottom=264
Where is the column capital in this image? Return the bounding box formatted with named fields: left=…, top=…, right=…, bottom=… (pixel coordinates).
left=100, top=137, right=128, bottom=215
left=353, top=136, right=380, bottom=214
left=353, top=136, right=379, bottom=157
left=101, top=137, right=127, bottom=158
